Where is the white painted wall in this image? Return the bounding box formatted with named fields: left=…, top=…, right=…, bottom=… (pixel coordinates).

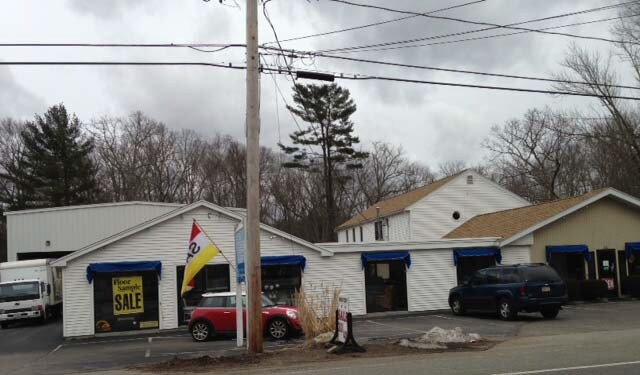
left=410, top=171, right=529, bottom=240
left=59, top=206, right=364, bottom=338
left=7, top=202, right=182, bottom=261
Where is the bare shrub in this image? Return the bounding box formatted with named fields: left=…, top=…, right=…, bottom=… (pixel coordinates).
left=293, top=284, right=340, bottom=340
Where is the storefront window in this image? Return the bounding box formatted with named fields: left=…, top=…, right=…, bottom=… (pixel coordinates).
left=93, top=271, right=159, bottom=333
left=177, top=264, right=230, bottom=325
left=261, top=265, right=301, bottom=306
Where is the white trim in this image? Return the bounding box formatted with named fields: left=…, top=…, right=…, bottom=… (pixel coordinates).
left=3, top=201, right=184, bottom=216
left=52, top=200, right=331, bottom=267
left=501, top=188, right=640, bottom=247
left=317, top=237, right=501, bottom=253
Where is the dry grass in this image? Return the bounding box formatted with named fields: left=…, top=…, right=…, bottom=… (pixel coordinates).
left=294, top=284, right=341, bottom=340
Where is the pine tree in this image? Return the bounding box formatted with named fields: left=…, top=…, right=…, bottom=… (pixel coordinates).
left=15, top=104, right=99, bottom=208
left=279, top=83, right=368, bottom=241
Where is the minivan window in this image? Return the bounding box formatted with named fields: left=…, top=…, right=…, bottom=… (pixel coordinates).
left=500, top=268, right=521, bottom=283
left=521, top=266, right=562, bottom=282
left=485, top=269, right=500, bottom=284
left=471, top=271, right=487, bottom=285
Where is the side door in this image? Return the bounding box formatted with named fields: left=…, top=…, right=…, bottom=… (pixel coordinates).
left=476, top=268, right=501, bottom=311
left=201, top=296, right=234, bottom=332
left=463, top=270, right=488, bottom=311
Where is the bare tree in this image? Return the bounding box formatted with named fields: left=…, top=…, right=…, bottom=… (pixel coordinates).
left=0, top=118, right=27, bottom=208
left=438, top=160, right=467, bottom=177
left=484, top=108, right=591, bottom=202
left=355, top=142, right=435, bottom=206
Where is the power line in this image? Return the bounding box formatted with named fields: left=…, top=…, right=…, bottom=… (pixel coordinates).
left=3, top=60, right=640, bottom=101
left=259, top=65, right=640, bottom=101
left=0, top=42, right=246, bottom=49
left=289, top=49, right=640, bottom=91
left=264, top=0, right=487, bottom=45
left=0, top=61, right=245, bottom=69
left=337, top=73, right=640, bottom=101
left=329, top=13, right=640, bottom=54
left=320, top=0, right=639, bottom=54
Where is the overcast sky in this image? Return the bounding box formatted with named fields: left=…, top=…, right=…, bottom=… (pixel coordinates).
left=0, top=0, right=628, bottom=167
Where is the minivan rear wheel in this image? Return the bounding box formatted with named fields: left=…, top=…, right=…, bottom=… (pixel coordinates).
left=498, top=298, right=517, bottom=321
left=450, top=296, right=465, bottom=316
left=541, top=306, right=560, bottom=319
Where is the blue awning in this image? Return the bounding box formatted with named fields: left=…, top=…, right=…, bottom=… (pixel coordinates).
left=546, top=245, right=591, bottom=262
left=361, top=251, right=411, bottom=269
left=453, top=248, right=501, bottom=266
left=238, top=255, right=307, bottom=275
left=625, top=243, right=640, bottom=260
left=86, top=261, right=162, bottom=283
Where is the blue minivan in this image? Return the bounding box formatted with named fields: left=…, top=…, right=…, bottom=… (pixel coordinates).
left=448, top=264, right=568, bottom=320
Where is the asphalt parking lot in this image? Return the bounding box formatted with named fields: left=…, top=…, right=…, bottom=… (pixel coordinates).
left=3, top=301, right=640, bottom=375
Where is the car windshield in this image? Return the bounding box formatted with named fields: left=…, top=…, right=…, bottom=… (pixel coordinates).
left=521, top=266, right=562, bottom=282
left=262, top=295, right=275, bottom=307
left=0, top=282, right=40, bottom=302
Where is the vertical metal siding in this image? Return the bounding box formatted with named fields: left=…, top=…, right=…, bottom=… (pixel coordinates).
left=7, top=204, right=180, bottom=261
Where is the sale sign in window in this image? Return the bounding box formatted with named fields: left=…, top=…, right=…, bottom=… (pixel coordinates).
left=112, top=276, right=144, bottom=315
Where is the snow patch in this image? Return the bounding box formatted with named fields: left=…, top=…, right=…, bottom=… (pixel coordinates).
left=398, top=327, right=481, bottom=350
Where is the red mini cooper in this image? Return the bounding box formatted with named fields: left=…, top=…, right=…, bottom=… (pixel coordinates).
left=188, top=292, right=302, bottom=342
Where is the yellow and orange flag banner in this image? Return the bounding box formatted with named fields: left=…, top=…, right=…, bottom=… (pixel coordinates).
left=181, top=221, right=221, bottom=296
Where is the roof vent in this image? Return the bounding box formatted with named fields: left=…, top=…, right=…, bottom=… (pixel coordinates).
left=466, top=175, right=474, bottom=185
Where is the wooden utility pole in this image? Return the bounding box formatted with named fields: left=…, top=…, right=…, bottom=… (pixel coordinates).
left=245, top=0, right=263, bottom=354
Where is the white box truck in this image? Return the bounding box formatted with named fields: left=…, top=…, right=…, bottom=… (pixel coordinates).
left=0, top=259, right=62, bottom=329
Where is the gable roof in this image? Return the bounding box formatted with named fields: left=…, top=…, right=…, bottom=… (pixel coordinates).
left=52, top=200, right=331, bottom=266
left=445, top=188, right=640, bottom=245
left=336, top=172, right=464, bottom=231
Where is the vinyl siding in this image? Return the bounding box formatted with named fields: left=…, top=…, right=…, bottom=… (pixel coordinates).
left=407, top=249, right=457, bottom=312
left=501, top=245, right=531, bottom=265
left=7, top=203, right=181, bottom=261
left=531, top=197, right=640, bottom=263
left=388, top=212, right=410, bottom=241
left=410, top=171, right=528, bottom=240
left=59, top=206, right=360, bottom=337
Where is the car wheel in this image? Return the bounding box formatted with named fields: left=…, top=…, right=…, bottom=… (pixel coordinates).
left=267, top=318, right=289, bottom=340
left=498, top=299, right=517, bottom=321
left=541, top=306, right=560, bottom=319
left=190, top=321, right=212, bottom=342
left=450, top=296, right=465, bottom=316
left=0, top=323, right=8, bottom=329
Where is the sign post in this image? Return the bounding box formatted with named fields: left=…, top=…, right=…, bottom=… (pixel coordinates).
left=328, top=297, right=365, bottom=354
left=234, top=223, right=246, bottom=348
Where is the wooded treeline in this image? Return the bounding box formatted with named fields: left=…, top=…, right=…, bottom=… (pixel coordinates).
left=0, top=108, right=436, bottom=243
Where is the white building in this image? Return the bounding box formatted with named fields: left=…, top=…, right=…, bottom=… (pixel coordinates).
left=4, top=202, right=182, bottom=261
left=48, top=199, right=506, bottom=338
left=335, top=170, right=529, bottom=243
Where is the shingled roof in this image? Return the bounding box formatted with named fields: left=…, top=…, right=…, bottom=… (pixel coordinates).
left=444, top=188, right=609, bottom=240
left=336, top=172, right=463, bottom=231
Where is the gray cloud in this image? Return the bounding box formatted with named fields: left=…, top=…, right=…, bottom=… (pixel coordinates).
left=0, top=67, right=46, bottom=120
